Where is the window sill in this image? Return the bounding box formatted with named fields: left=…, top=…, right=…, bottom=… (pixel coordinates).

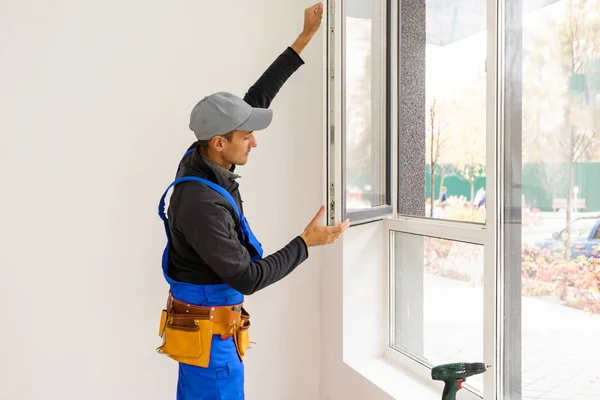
left=340, top=222, right=485, bottom=400
left=346, top=356, right=441, bottom=400
left=346, top=354, right=483, bottom=400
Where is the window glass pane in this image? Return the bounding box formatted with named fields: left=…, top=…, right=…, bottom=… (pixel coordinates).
left=504, top=0, right=600, bottom=398
left=392, top=232, right=484, bottom=395
left=401, top=0, right=487, bottom=222
left=345, top=0, right=387, bottom=211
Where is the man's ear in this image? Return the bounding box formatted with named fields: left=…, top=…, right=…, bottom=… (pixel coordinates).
left=210, top=136, right=225, bottom=152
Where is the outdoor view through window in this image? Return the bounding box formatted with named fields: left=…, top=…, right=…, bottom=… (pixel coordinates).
left=416, top=1, right=599, bottom=398
left=348, top=0, right=600, bottom=398
left=515, top=1, right=600, bottom=398
left=345, top=1, right=387, bottom=210
left=424, top=7, right=487, bottom=224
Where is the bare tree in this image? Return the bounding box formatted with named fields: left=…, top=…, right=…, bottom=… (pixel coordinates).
left=557, top=0, right=600, bottom=247
left=427, top=96, right=447, bottom=216
left=457, top=162, right=486, bottom=208
left=448, top=74, right=486, bottom=209
left=522, top=18, right=567, bottom=164
left=438, top=166, right=446, bottom=204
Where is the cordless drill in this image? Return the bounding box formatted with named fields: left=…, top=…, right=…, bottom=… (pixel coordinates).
left=431, top=362, right=489, bottom=400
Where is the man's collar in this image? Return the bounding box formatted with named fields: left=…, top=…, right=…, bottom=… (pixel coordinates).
left=196, top=150, right=241, bottom=181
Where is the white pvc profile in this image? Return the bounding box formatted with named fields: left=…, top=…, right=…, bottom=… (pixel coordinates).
left=326, top=0, right=344, bottom=226
left=384, top=0, right=503, bottom=397
left=384, top=216, right=486, bottom=245
left=384, top=224, right=486, bottom=400
left=485, top=0, right=502, bottom=398
left=388, top=0, right=399, bottom=220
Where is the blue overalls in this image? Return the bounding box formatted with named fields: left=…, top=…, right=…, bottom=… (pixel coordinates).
left=158, top=149, right=263, bottom=400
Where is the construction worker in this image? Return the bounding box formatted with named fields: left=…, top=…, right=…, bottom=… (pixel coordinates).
left=156, top=3, right=350, bottom=399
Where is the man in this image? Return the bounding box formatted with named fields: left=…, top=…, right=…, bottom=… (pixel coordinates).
left=156, top=3, right=350, bottom=399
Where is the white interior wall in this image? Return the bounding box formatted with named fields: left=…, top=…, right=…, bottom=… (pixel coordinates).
left=0, top=1, right=325, bottom=399
left=320, top=227, right=394, bottom=400
left=321, top=225, right=443, bottom=400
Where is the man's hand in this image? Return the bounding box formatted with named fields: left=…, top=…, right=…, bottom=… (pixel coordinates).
left=302, top=2, right=324, bottom=38
left=291, top=2, right=324, bottom=55
left=300, top=206, right=350, bottom=248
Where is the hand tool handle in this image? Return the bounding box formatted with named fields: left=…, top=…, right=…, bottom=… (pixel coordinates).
left=442, top=380, right=460, bottom=400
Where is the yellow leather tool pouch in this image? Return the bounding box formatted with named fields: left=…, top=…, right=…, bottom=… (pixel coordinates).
left=157, top=312, right=214, bottom=367
left=156, top=295, right=252, bottom=368
left=234, top=307, right=251, bottom=359
left=158, top=309, right=168, bottom=337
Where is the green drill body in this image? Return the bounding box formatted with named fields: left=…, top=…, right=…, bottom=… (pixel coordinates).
left=431, top=362, right=488, bottom=400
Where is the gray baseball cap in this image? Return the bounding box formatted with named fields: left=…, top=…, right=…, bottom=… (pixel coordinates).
left=189, top=91, right=273, bottom=140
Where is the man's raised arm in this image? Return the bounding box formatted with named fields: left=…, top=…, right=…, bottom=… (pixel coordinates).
left=242, top=2, right=323, bottom=109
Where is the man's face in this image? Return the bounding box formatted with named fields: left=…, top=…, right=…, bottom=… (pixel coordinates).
left=221, top=130, right=257, bottom=166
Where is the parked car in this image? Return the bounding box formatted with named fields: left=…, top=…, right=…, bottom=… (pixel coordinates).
left=536, top=215, right=600, bottom=259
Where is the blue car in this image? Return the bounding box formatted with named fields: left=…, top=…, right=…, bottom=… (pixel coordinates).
left=539, top=215, right=600, bottom=259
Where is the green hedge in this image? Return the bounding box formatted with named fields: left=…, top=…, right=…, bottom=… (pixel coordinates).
left=425, top=162, right=600, bottom=212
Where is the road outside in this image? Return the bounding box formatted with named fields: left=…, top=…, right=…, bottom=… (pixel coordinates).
left=522, top=211, right=599, bottom=245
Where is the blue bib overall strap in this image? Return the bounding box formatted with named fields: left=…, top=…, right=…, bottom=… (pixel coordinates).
left=168, top=147, right=263, bottom=262
left=158, top=175, right=263, bottom=274
left=157, top=154, right=263, bottom=400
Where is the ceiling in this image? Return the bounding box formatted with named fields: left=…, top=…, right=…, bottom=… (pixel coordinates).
left=345, top=0, right=563, bottom=46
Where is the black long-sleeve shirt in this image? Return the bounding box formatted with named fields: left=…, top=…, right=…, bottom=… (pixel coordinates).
left=166, top=47, right=308, bottom=295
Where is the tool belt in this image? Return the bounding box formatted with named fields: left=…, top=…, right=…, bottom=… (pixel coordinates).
left=156, top=293, right=251, bottom=368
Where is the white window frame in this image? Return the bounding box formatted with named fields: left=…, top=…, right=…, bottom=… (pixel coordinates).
left=326, top=0, right=512, bottom=398
left=326, top=0, right=392, bottom=226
